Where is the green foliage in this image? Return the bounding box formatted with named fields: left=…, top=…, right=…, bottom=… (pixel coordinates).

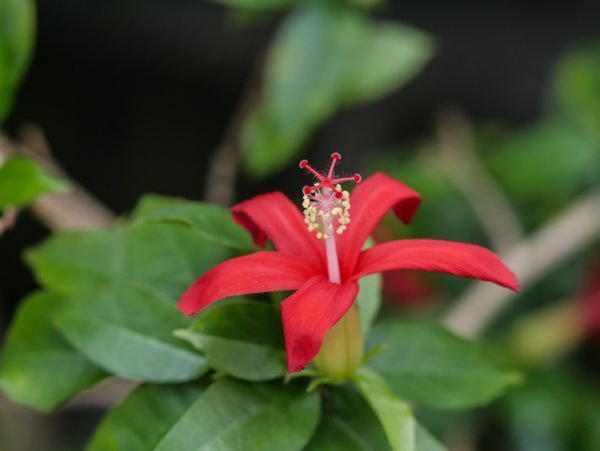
left=553, top=41, right=600, bottom=144
left=54, top=285, right=208, bottom=382
left=25, top=223, right=230, bottom=299
left=0, top=155, right=68, bottom=209
left=354, top=367, right=415, bottom=451
left=357, top=272, right=382, bottom=335
left=414, top=425, right=447, bottom=451
left=367, top=320, right=518, bottom=409
left=357, top=238, right=382, bottom=334
left=132, top=195, right=254, bottom=251
left=0, top=292, right=105, bottom=412
left=176, top=299, right=287, bottom=381
left=479, top=120, right=599, bottom=224
left=0, top=0, right=35, bottom=121
left=305, top=384, right=392, bottom=451
left=501, top=373, right=583, bottom=451
left=87, top=382, right=207, bottom=451
left=353, top=367, right=447, bottom=451
left=107, top=379, right=320, bottom=451
left=24, top=221, right=231, bottom=382
left=242, top=1, right=433, bottom=177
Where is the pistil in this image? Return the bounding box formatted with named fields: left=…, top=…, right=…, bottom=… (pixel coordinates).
left=299, top=152, right=364, bottom=380
left=325, top=234, right=341, bottom=284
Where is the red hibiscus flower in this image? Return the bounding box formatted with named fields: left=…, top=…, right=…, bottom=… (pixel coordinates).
left=178, top=154, right=519, bottom=373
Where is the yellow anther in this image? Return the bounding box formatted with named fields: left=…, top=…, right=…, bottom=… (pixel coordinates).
left=302, top=185, right=352, bottom=240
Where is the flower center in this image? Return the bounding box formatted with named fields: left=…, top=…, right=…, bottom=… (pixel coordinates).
left=300, top=153, right=361, bottom=240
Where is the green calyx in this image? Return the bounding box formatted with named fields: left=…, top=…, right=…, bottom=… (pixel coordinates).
left=314, top=304, right=364, bottom=382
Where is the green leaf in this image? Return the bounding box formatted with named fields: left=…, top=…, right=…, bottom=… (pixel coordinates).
left=414, top=424, right=446, bottom=451
left=26, top=222, right=229, bottom=381
left=357, top=273, right=382, bottom=335
left=132, top=194, right=254, bottom=251
left=367, top=320, right=518, bottom=409
left=480, top=120, right=599, bottom=223
left=176, top=299, right=286, bottom=381
left=553, top=41, right=600, bottom=144
left=242, top=2, right=433, bottom=177
left=357, top=238, right=382, bottom=335
left=25, top=222, right=229, bottom=299
left=0, top=0, right=35, bottom=121
left=0, top=156, right=68, bottom=209
left=341, top=23, right=433, bottom=106
left=354, top=368, right=415, bottom=451
left=305, top=384, right=392, bottom=451
left=0, top=292, right=105, bottom=412
left=306, top=382, right=446, bottom=451
left=86, top=382, right=207, bottom=451
left=150, top=379, right=320, bottom=451
left=54, top=285, right=208, bottom=382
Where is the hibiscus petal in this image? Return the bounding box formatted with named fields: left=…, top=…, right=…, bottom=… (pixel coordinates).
left=178, top=252, right=315, bottom=316
left=281, top=276, right=359, bottom=373
left=352, top=239, right=519, bottom=291
left=336, top=172, right=421, bottom=278
left=232, top=192, right=325, bottom=271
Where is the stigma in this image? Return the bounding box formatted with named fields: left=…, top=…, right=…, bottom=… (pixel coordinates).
left=299, top=153, right=361, bottom=239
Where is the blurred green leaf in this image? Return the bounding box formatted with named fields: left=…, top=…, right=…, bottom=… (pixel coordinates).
left=357, top=272, right=382, bottom=335
left=132, top=194, right=253, bottom=251
left=345, top=0, right=383, bottom=9
left=357, top=238, right=382, bottom=335
left=176, top=299, right=287, bottom=381
left=25, top=223, right=229, bottom=299
left=414, top=424, right=447, bottom=451
left=242, top=2, right=433, bottom=177
left=480, top=120, right=598, bottom=224
left=354, top=367, right=415, bottom=451
left=0, top=0, right=35, bottom=121
left=54, top=285, right=208, bottom=382
left=367, top=320, right=518, bottom=409
left=582, top=395, right=600, bottom=451
left=146, top=379, right=319, bottom=451
left=553, top=41, right=600, bottom=144
left=0, top=292, right=105, bottom=412
left=86, top=382, right=206, bottom=451
left=0, top=156, right=67, bottom=209
left=502, top=373, right=579, bottom=451
left=341, top=23, right=433, bottom=105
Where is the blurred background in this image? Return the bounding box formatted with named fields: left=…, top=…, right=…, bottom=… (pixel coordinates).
left=1, top=0, right=600, bottom=450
